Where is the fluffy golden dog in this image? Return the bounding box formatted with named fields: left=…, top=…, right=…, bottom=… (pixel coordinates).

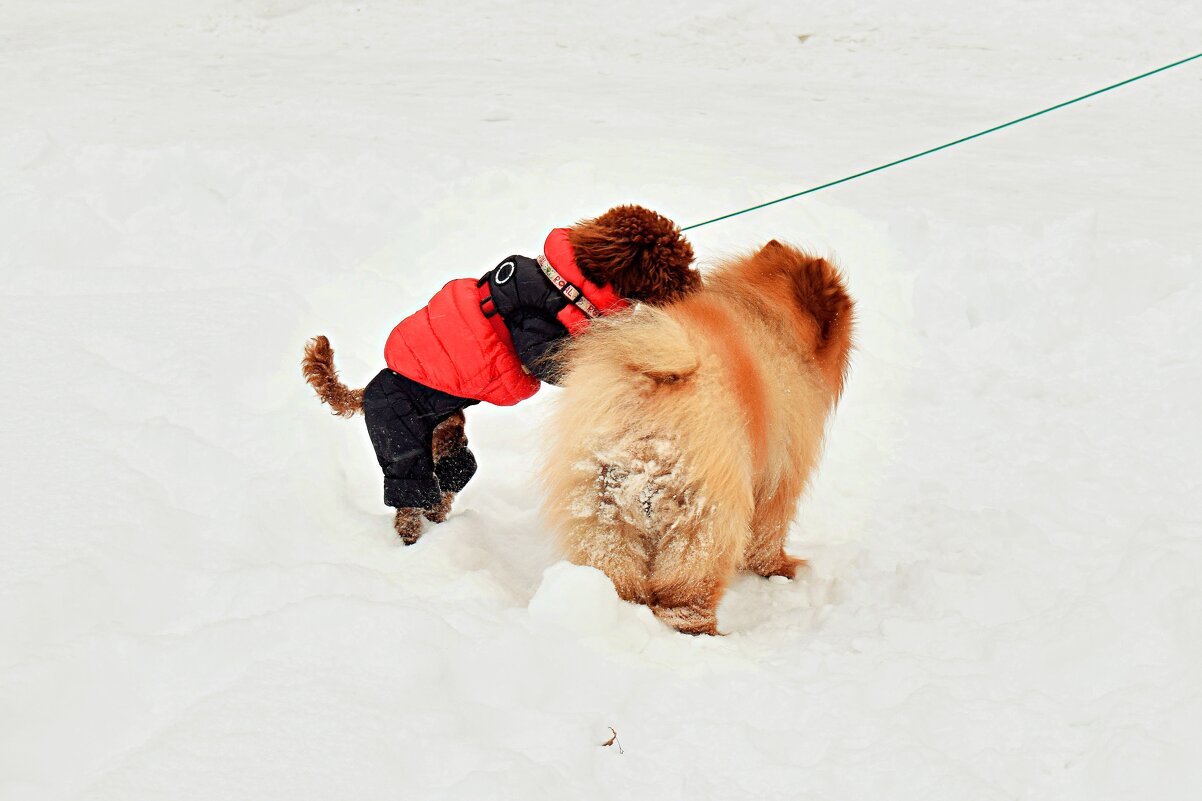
left=541, top=241, right=854, bottom=634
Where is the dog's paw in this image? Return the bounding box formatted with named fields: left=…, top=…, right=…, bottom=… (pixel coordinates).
left=652, top=604, right=721, bottom=636
left=394, top=508, right=425, bottom=544
left=754, top=554, right=808, bottom=580
left=423, top=492, right=455, bottom=524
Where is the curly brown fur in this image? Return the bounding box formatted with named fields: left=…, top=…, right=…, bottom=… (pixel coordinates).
left=569, top=205, right=699, bottom=305
left=394, top=507, right=424, bottom=544
left=423, top=492, right=455, bottom=524
left=302, top=336, right=365, bottom=416
left=431, top=411, right=468, bottom=459
left=425, top=411, right=469, bottom=523
left=542, top=241, right=855, bottom=635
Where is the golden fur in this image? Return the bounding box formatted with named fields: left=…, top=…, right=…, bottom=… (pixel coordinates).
left=541, top=241, right=854, bottom=634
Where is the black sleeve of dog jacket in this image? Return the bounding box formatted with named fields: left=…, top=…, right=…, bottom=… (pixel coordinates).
left=509, top=315, right=570, bottom=384
left=484, top=255, right=573, bottom=385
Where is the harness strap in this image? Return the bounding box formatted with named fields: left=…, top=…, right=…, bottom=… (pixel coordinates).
left=477, top=277, right=517, bottom=350
left=537, top=254, right=602, bottom=318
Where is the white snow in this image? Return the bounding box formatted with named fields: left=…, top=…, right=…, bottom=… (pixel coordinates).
left=3, top=1, right=1201, bottom=799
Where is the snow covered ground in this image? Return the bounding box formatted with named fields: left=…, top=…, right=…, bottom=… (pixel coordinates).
left=4, top=1, right=1201, bottom=798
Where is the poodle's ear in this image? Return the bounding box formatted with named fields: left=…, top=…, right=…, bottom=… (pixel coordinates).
left=568, top=205, right=699, bottom=305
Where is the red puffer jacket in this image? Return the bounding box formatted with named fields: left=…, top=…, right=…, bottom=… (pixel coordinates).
left=383, top=229, right=627, bottom=406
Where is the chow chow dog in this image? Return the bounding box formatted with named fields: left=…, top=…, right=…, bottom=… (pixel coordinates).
left=541, top=241, right=854, bottom=634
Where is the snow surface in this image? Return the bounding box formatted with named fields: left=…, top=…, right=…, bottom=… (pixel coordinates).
left=4, top=1, right=1201, bottom=799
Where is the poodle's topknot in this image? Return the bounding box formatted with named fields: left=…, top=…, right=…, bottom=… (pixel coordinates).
left=568, top=205, right=699, bottom=305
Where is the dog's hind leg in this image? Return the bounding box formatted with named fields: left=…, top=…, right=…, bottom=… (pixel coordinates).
left=394, top=507, right=425, bottom=544
left=558, top=461, right=654, bottom=604
left=568, top=518, right=654, bottom=607
left=744, top=474, right=808, bottom=580
left=648, top=506, right=748, bottom=635
left=576, top=437, right=745, bottom=634
left=423, top=493, right=454, bottom=524
left=427, top=411, right=476, bottom=523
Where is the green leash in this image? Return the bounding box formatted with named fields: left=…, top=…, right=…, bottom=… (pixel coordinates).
left=681, top=51, right=1202, bottom=232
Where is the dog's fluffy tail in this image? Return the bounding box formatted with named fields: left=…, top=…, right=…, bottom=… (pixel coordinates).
left=302, top=336, right=364, bottom=416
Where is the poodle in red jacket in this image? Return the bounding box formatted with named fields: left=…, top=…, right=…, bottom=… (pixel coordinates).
left=303, top=205, right=699, bottom=542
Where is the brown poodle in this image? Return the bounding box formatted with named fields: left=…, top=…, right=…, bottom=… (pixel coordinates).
left=303, top=205, right=699, bottom=541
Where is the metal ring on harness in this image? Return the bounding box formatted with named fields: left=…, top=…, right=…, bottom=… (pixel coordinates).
left=495, top=260, right=515, bottom=285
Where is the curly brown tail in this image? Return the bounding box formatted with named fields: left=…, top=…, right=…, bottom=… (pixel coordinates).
left=302, top=336, right=364, bottom=417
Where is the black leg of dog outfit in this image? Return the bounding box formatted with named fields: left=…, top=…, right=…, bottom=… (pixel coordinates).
left=363, top=369, right=479, bottom=509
